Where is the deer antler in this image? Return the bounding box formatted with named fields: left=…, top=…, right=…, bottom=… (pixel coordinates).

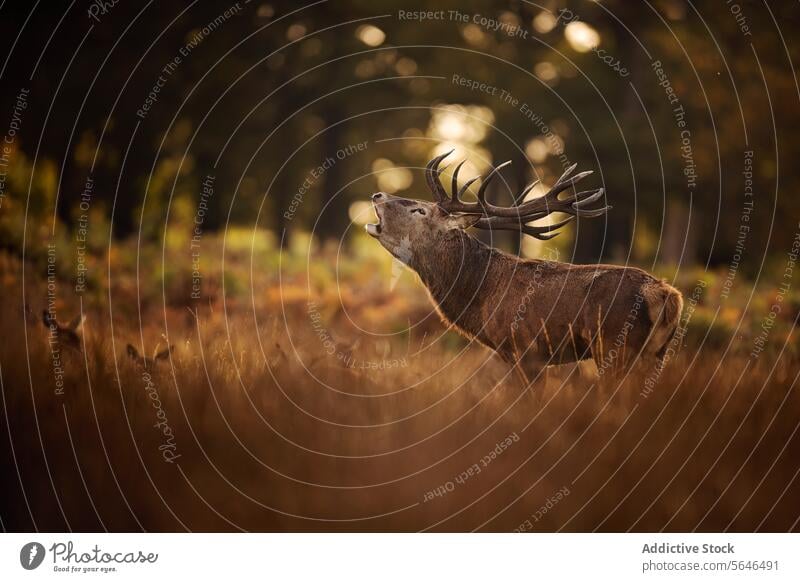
left=425, top=150, right=453, bottom=204
left=425, top=152, right=610, bottom=240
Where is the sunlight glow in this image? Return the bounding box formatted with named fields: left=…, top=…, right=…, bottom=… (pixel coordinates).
left=461, top=24, right=487, bottom=46
left=286, top=23, right=307, bottom=41
left=356, top=25, right=386, bottom=47
left=532, top=12, right=557, bottom=34
left=256, top=4, right=274, bottom=18
left=436, top=113, right=467, bottom=141
left=430, top=105, right=494, bottom=144
left=564, top=21, right=600, bottom=52
left=525, top=138, right=549, bottom=163
left=349, top=200, right=374, bottom=225
left=372, top=158, right=413, bottom=193
left=395, top=57, right=417, bottom=76
left=534, top=61, right=559, bottom=83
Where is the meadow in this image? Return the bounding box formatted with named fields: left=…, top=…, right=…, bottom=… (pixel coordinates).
left=1, top=229, right=798, bottom=532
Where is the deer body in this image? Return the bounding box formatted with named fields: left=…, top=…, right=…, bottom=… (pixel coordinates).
left=367, top=151, right=683, bottom=381
left=413, top=229, right=681, bottom=378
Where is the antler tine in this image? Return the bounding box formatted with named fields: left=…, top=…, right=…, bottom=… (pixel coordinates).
left=555, top=162, right=578, bottom=184
left=511, top=170, right=594, bottom=216
left=521, top=216, right=576, bottom=239
left=451, top=160, right=467, bottom=201
left=476, top=215, right=577, bottom=240
left=547, top=170, right=594, bottom=200
left=572, top=187, right=604, bottom=208
left=424, top=156, right=438, bottom=198
left=425, top=149, right=453, bottom=203
left=434, top=149, right=454, bottom=170
left=476, top=160, right=512, bottom=204
left=439, top=159, right=518, bottom=212
left=523, top=229, right=562, bottom=241
left=477, top=214, right=574, bottom=231
left=558, top=188, right=611, bottom=218
left=514, top=179, right=540, bottom=206
left=456, top=176, right=480, bottom=202
left=573, top=204, right=612, bottom=218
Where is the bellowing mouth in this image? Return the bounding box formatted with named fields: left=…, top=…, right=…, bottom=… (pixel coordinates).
left=366, top=202, right=383, bottom=237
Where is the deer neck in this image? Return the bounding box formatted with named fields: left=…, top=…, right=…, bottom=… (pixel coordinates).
left=413, top=230, right=500, bottom=336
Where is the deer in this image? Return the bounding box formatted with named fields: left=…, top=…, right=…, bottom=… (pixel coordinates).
left=42, top=309, right=85, bottom=353
left=126, top=344, right=174, bottom=372
left=366, top=151, right=683, bottom=385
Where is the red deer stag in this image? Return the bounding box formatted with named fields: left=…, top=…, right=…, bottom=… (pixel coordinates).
left=366, top=151, right=683, bottom=383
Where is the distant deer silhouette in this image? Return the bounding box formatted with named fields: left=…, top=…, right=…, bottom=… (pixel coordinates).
left=42, top=310, right=85, bottom=352
left=367, top=151, right=683, bottom=384
left=126, top=343, right=174, bottom=371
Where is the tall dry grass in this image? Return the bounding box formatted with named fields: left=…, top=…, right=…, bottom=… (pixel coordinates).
left=1, top=251, right=798, bottom=532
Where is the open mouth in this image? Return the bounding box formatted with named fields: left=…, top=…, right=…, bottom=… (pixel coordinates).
left=366, top=202, right=383, bottom=237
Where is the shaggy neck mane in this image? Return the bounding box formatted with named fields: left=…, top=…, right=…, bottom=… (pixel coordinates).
left=412, top=230, right=505, bottom=339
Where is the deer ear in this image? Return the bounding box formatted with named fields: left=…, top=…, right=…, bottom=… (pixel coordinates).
left=155, top=346, right=174, bottom=360
left=69, top=314, right=86, bottom=331
left=445, top=213, right=481, bottom=230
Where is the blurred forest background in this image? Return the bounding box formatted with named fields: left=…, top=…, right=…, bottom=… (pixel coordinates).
left=0, top=0, right=798, bottom=273
left=1, top=1, right=800, bottom=532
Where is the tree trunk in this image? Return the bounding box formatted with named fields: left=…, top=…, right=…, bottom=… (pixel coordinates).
left=316, top=105, right=348, bottom=242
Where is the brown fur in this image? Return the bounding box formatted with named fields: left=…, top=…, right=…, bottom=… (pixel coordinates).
left=126, top=344, right=174, bottom=371
left=41, top=310, right=85, bottom=352
left=368, top=193, right=683, bottom=382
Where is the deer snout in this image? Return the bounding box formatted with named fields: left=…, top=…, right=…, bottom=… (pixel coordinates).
left=366, top=193, right=386, bottom=238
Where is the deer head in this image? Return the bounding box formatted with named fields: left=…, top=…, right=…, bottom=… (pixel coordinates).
left=366, top=191, right=478, bottom=267
left=42, top=309, right=86, bottom=352
left=126, top=343, right=174, bottom=372
left=366, top=150, right=611, bottom=264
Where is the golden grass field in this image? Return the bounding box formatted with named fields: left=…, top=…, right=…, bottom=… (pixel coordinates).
left=1, top=233, right=799, bottom=532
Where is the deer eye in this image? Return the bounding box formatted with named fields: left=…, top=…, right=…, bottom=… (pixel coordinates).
left=410, top=208, right=426, bottom=215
